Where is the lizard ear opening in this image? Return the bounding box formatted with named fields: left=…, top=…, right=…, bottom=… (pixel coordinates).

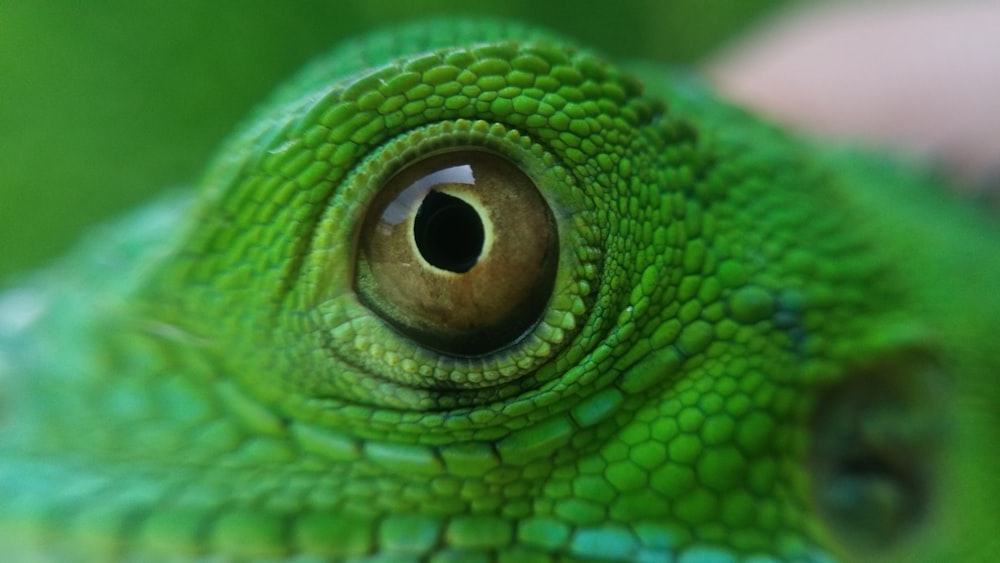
left=808, top=357, right=948, bottom=556
left=356, top=149, right=558, bottom=357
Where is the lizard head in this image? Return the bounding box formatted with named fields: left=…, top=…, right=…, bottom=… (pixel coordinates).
left=6, top=18, right=994, bottom=562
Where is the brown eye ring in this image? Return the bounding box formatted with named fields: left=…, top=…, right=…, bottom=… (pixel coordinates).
left=355, top=150, right=558, bottom=357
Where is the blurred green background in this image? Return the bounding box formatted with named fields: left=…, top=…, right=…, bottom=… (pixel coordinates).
left=0, top=1, right=792, bottom=279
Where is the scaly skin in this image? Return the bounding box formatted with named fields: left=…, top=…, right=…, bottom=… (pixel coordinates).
left=1, top=20, right=998, bottom=562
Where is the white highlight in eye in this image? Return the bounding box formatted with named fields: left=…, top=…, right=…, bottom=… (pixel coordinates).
left=380, top=164, right=474, bottom=225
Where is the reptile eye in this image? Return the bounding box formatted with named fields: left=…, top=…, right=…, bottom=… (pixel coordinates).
left=356, top=151, right=558, bottom=357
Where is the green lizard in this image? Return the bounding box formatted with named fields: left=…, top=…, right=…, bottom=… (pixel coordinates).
left=1, top=19, right=998, bottom=562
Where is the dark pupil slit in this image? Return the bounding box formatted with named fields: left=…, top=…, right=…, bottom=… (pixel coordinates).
left=414, top=190, right=484, bottom=273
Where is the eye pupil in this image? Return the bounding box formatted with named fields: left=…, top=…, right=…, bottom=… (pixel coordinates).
left=414, top=191, right=484, bottom=273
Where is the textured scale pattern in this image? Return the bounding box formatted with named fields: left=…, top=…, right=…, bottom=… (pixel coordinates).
left=1, top=19, right=999, bottom=562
